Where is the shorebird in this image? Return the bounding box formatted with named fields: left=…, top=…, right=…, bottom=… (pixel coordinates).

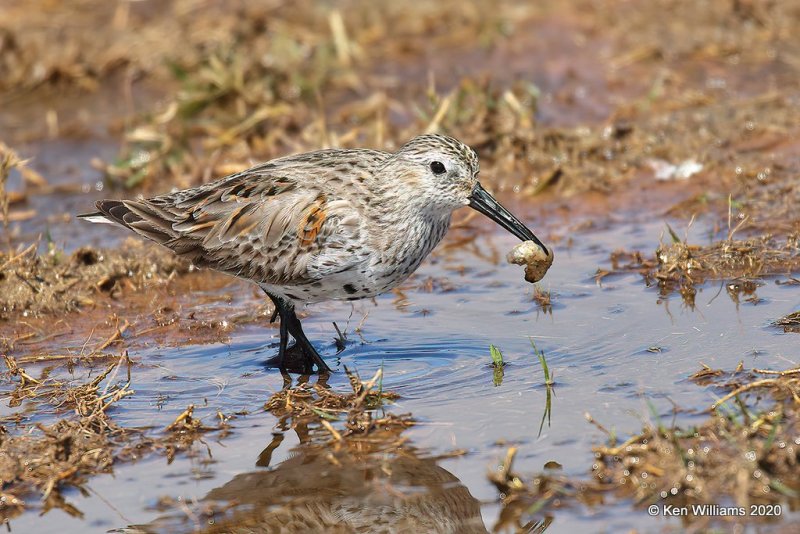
left=80, top=134, right=548, bottom=374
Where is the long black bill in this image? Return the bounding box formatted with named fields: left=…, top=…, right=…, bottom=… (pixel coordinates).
left=468, top=183, right=548, bottom=254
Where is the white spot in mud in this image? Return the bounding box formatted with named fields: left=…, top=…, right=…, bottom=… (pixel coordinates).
left=647, top=158, right=703, bottom=181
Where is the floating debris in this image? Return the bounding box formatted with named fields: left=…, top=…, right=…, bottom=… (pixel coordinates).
left=265, top=367, right=411, bottom=444
left=0, top=351, right=235, bottom=520
left=774, top=311, right=800, bottom=333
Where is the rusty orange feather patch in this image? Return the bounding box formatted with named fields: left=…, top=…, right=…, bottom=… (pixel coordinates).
left=298, top=195, right=327, bottom=247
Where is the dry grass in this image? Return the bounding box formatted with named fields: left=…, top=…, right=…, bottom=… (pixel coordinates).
left=4, top=0, right=797, bottom=216
left=1, top=0, right=800, bottom=529
left=589, top=365, right=800, bottom=520
left=0, top=240, right=189, bottom=319
left=0, top=351, right=235, bottom=520
left=130, top=430, right=478, bottom=534
left=599, top=233, right=800, bottom=306
left=0, top=354, right=134, bottom=520
left=775, top=311, right=800, bottom=333
left=124, top=371, right=480, bottom=534
left=488, top=446, right=585, bottom=532
left=531, top=285, right=552, bottom=313
left=0, top=143, right=44, bottom=247
left=490, top=362, right=800, bottom=530
left=265, top=367, right=411, bottom=444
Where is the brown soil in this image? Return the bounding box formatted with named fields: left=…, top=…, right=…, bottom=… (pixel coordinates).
left=0, top=240, right=189, bottom=319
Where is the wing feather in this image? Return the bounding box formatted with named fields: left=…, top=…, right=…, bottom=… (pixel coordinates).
left=87, top=149, right=388, bottom=287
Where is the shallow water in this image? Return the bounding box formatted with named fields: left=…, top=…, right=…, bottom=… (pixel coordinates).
left=6, top=213, right=799, bottom=533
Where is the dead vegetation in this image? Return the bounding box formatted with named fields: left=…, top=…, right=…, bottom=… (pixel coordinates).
left=0, top=352, right=235, bottom=521
left=96, top=50, right=800, bottom=211
left=130, top=431, right=480, bottom=534
left=3, top=0, right=797, bottom=221
left=490, top=362, right=800, bottom=530
left=0, top=240, right=189, bottom=319
left=0, top=0, right=355, bottom=97
left=488, top=446, right=585, bottom=532
left=93, top=5, right=361, bottom=190
left=265, top=367, right=412, bottom=444
left=531, top=285, right=553, bottom=313
left=0, top=143, right=46, bottom=241
left=1, top=0, right=800, bottom=530
left=775, top=311, right=800, bottom=333
left=0, top=354, right=134, bottom=520
left=599, top=232, right=800, bottom=306
left=589, top=364, right=800, bottom=524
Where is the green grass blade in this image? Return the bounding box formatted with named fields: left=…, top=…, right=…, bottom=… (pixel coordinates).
left=489, top=344, right=505, bottom=367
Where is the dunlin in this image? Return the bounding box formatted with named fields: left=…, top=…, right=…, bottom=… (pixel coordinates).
left=80, top=134, right=548, bottom=373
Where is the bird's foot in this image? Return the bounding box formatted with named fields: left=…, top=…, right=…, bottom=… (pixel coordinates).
left=265, top=343, right=331, bottom=375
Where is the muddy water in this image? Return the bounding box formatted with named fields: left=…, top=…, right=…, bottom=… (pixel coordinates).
left=6, top=206, right=799, bottom=532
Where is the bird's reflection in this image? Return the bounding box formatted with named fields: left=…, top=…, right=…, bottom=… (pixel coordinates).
left=130, top=375, right=487, bottom=534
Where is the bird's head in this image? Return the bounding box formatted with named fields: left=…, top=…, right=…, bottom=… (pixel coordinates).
left=390, top=134, right=547, bottom=252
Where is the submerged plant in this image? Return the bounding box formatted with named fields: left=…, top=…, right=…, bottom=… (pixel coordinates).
left=489, top=344, right=505, bottom=387
left=531, top=339, right=555, bottom=436
left=489, top=344, right=505, bottom=367
left=531, top=339, right=554, bottom=386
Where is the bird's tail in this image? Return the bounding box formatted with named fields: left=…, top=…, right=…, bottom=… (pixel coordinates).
left=77, top=199, right=183, bottom=249
left=77, top=200, right=135, bottom=226
left=76, top=211, right=116, bottom=224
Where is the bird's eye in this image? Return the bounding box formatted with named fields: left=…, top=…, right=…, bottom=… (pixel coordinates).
left=430, top=161, right=446, bottom=175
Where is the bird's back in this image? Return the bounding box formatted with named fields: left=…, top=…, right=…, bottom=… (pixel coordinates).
left=82, top=149, right=390, bottom=294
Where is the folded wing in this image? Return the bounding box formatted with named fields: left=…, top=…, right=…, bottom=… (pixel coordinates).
left=84, top=168, right=364, bottom=286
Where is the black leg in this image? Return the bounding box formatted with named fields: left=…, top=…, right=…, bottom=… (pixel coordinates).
left=284, top=307, right=333, bottom=374
left=265, top=292, right=332, bottom=374
left=275, top=305, right=289, bottom=369
left=266, top=293, right=289, bottom=369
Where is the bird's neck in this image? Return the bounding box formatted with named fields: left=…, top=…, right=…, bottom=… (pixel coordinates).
left=369, top=204, right=452, bottom=267
left=363, top=165, right=452, bottom=263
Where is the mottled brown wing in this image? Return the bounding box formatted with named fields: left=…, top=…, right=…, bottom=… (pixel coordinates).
left=91, top=167, right=363, bottom=286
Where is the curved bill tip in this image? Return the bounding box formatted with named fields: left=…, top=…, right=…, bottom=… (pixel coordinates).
left=468, top=183, right=548, bottom=254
